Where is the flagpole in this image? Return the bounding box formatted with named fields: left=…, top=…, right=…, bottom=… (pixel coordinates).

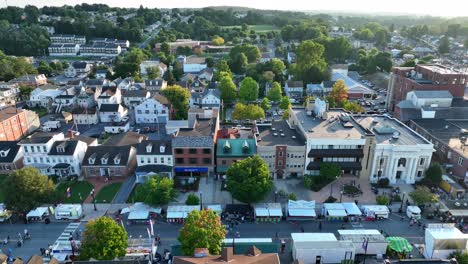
left=363, top=237, right=368, bottom=264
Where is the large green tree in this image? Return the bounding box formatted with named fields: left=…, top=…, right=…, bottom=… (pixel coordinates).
left=226, top=155, right=273, bottom=204
left=238, top=77, right=259, bottom=102
left=267, top=82, right=282, bottom=102
left=320, top=163, right=341, bottom=178
left=134, top=176, right=177, bottom=206
left=80, top=217, right=128, bottom=260
left=279, top=96, right=291, bottom=110
left=229, top=52, right=248, bottom=74
left=409, top=186, right=438, bottom=206
left=0, top=51, right=37, bottom=81
left=162, top=85, right=190, bottom=120
left=219, top=74, right=237, bottom=104
left=2, top=167, right=54, bottom=213
left=214, top=60, right=232, bottom=81
left=229, top=44, right=261, bottom=63
left=231, top=103, right=265, bottom=121
left=260, top=97, right=271, bottom=111
left=424, top=163, right=443, bottom=185
left=294, top=40, right=328, bottom=84
left=178, top=210, right=226, bottom=256
left=439, top=35, right=450, bottom=54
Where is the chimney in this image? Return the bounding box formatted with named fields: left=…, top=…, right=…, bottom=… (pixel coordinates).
left=68, top=129, right=74, bottom=139
left=221, top=247, right=233, bottom=262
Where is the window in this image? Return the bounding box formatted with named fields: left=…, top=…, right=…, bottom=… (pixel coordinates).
left=160, top=157, right=164, bottom=164
left=42, top=146, right=47, bottom=152
left=189, top=158, right=197, bottom=164
left=278, top=160, right=283, bottom=166
left=176, top=158, right=184, bottom=163
left=222, top=160, right=227, bottom=165
left=147, top=158, right=151, bottom=163
left=458, top=157, right=464, bottom=166
left=24, top=147, right=28, bottom=152
left=203, top=149, right=211, bottom=154
left=417, top=171, right=423, bottom=177
left=279, top=151, right=283, bottom=157
left=175, top=149, right=183, bottom=154
left=203, top=158, right=211, bottom=164
left=419, top=158, right=425, bottom=166
left=140, top=158, right=145, bottom=164
left=189, top=149, right=197, bottom=154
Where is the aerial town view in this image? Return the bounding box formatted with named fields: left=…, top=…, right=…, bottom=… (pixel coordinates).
left=0, top=0, right=467, bottom=263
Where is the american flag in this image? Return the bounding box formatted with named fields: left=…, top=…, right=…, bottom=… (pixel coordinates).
left=66, top=187, right=71, bottom=198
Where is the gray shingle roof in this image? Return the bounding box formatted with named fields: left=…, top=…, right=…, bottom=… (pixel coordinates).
left=0, top=141, right=21, bottom=163
left=172, top=136, right=213, bottom=148
left=82, top=145, right=133, bottom=166
left=412, top=90, right=453, bottom=99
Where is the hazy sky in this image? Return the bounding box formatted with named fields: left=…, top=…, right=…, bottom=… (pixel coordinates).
left=4, top=0, right=467, bottom=17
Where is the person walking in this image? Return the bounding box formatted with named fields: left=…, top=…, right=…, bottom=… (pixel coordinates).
left=156, top=235, right=161, bottom=246
left=318, top=221, right=322, bottom=231
left=280, top=240, right=286, bottom=253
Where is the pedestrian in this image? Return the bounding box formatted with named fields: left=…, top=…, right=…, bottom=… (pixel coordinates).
left=300, top=226, right=304, bottom=233
left=45, top=249, right=50, bottom=257
left=319, top=221, right=322, bottom=231
left=40, top=248, right=44, bottom=255
left=280, top=240, right=286, bottom=253
left=156, top=235, right=161, bottom=246
left=48, top=244, right=52, bottom=253
left=241, top=216, right=245, bottom=223
left=24, top=229, right=28, bottom=237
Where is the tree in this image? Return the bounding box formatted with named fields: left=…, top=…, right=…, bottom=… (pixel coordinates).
left=19, top=85, right=33, bottom=99
left=424, top=163, right=443, bottom=185
left=409, top=186, right=438, bottom=206
left=146, top=67, right=160, bottom=79
left=80, top=217, right=128, bottom=260
left=449, top=251, right=468, bottom=264
left=160, top=42, right=170, bottom=55
left=320, top=163, right=341, bottom=178
left=294, top=40, right=328, bottom=84
left=2, top=167, right=54, bottom=213
left=229, top=44, right=261, bottom=63
left=162, top=85, right=190, bottom=119
left=178, top=210, right=226, bottom=256
left=214, top=60, right=232, bottom=81
left=231, top=103, right=265, bottom=120
left=329, top=80, right=348, bottom=104
left=185, top=193, right=200, bottom=205
left=37, top=61, right=53, bottom=77
left=260, top=97, right=271, bottom=111
left=376, top=195, right=390, bottom=205
left=134, top=176, right=177, bottom=206
left=229, top=52, right=248, bottom=74
left=279, top=96, right=291, bottom=110
left=219, top=74, right=237, bottom=104
left=238, top=77, right=259, bottom=102
left=205, top=57, right=214, bottom=68
left=212, top=36, right=225, bottom=46
left=267, top=82, right=282, bottom=102
left=439, top=35, right=450, bottom=54
left=163, top=69, right=176, bottom=85
left=226, top=155, right=273, bottom=204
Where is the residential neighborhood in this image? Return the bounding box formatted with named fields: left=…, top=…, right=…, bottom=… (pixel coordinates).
left=0, top=2, right=468, bottom=264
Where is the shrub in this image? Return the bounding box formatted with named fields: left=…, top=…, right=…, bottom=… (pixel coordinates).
left=185, top=193, right=200, bottom=205
left=377, top=178, right=390, bottom=188
left=288, top=193, right=297, bottom=201
left=303, top=174, right=336, bottom=192
left=376, top=195, right=390, bottom=205
left=343, top=185, right=361, bottom=195
left=324, top=196, right=337, bottom=203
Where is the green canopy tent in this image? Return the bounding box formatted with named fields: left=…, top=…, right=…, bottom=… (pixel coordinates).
left=386, top=236, right=413, bottom=253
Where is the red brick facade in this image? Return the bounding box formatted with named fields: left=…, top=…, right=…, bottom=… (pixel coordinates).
left=275, top=146, right=287, bottom=178
left=173, top=148, right=213, bottom=169
left=0, top=109, right=29, bottom=141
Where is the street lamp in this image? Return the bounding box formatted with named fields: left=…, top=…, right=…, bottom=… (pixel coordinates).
left=274, top=191, right=278, bottom=203
left=340, top=191, right=344, bottom=203
left=400, top=192, right=406, bottom=213
left=199, top=192, right=203, bottom=210
left=90, top=188, right=97, bottom=211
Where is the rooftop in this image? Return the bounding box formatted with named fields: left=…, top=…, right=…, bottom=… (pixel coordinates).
left=426, top=225, right=468, bottom=240
left=216, top=139, right=257, bottom=157
left=104, top=132, right=148, bottom=147
left=257, top=120, right=305, bottom=146
left=0, top=107, right=23, bottom=122
left=411, top=119, right=468, bottom=156
left=418, top=64, right=466, bottom=75
left=354, top=115, right=429, bottom=145
left=185, top=56, right=206, bottom=64
left=291, top=233, right=337, bottom=242
left=411, top=90, right=453, bottom=99
left=338, top=229, right=386, bottom=242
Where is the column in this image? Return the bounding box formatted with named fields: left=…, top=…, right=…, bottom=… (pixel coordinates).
left=409, top=158, right=417, bottom=183
left=391, top=157, right=399, bottom=183
left=385, top=156, right=394, bottom=181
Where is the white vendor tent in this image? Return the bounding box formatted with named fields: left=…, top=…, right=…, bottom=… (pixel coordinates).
left=338, top=229, right=388, bottom=255
left=121, top=202, right=162, bottom=221
left=254, top=203, right=283, bottom=223
left=322, top=203, right=347, bottom=221
left=27, top=207, right=50, bottom=220
left=167, top=205, right=200, bottom=223
left=342, top=203, right=362, bottom=216
left=424, top=223, right=468, bottom=259
left=287, top=200, right=316, bottom=220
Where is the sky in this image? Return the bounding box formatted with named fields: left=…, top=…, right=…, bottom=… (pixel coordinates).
left=3, top=0, right=467, bottom=17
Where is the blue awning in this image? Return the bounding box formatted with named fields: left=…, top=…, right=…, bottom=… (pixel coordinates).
left=175, top=167, right=208, bottom=173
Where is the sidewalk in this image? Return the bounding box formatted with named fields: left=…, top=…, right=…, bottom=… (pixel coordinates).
left=80, top=203, right=130, bottom=221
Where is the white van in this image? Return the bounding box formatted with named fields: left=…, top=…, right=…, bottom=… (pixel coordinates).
left=54, top=204, right=83, bottom=220
left=406, top=206, right=421, bottom=220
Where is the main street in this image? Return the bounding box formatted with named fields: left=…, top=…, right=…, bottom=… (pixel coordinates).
left=0, top=210, right=431, bottom=262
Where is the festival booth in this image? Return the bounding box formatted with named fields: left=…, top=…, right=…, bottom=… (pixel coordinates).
left=291, top=233, right=355, bottom=264
left=27, top=207, right=51, bottom=222
left=321, top=203, right=347, bottom=221
left=0, top=203, right=11, bottom=223
left=121, top=202, right=162, bottom=224
left=254, top=203, right=283, bottom=223
left=342, top=202, right=362, bottom=221
left=424, top=223, right=468, bottom=259
left=286, top=200, right=316, bottom=221
left=385, top=237, right=413, bottom=259
left=54, top=204, right=83, bottom=220
left=166, top=205, right=200, bottom=223
left=125, top=237, right=156, bottom=261
left=361, top=205, right=389, bottom=220
left=338, top=229, right=388, bottom=255
left=205, top=204, right=222, bottom=216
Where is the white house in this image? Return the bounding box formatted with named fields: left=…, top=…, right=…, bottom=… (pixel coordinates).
left=48, top=44, right=80, bottom=57
left=145, top=79, right=167, bottom=92
left=19, top=132, right=65, bottom=175
left=72, top=107, right=99, bottom=125
left=183, top=56, right=207, bottom=73
left=190, top=89, right=221, bottom=108
left=97, top=86, right=122, bottom=107
left=76, top=87, right=98, bottom=108
left=28, top=85, right=64, bottom=108
left=135, top=95, right=170, bottom=124
left=284, top=80, right=304, bottom=100
left=64, top=61, right=92, bottom=78
left=406, top=90, right=453, bottom=108
left=136, top=140, right=173, bottom=182
left=123, top=90, right=150, bottom=109
left=112, top=77, right=134, bottom=91
left=99, top=104, right=128, bottom=123
left=47, top=139, right=89, bottom=177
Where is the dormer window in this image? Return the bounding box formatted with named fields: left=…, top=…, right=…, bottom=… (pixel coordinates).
left=101, top=153, right=109, bottom=165
left=88, top=153, right=97, bottom=164
left=242, top=140, right=250, bottom=154
left=223, top=141, right=231, bottom=153
left=0, top=150, right=7, bottom=157
left=57, top=143, right=66, bottom=153
left=114, top=154, right=121, bottom=165
left=160, top=144, right=165, bottom=153
left=146, top=143, right=153, bottom=153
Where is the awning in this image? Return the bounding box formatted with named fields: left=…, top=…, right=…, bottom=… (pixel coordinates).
left=269, top=208, right=283, bottom=217
left=386, top=237, right=413, bottom=253
left=27, top=207, right=49, bottom=218
left=255, top=208, right=269, bottom=217
left=128, top=210, right=149, bottom=220
left=53, top=163, right=71, bottom=169
left=289, top=208, right=316, bottom=217
left=327, top=209, right=348, bottom=217
left=167, top=212, right=184, bottom=219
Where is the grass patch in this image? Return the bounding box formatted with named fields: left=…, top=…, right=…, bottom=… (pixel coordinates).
left=343, top=185, right=361, bottom=195
left=304, top=175, right=335, bottom=192
left=55, top=181, right=94, bottom=203
left=94, top=182, right=122, bottom=203
left=0, top=174, right=9, bottom=202
left=28, top=107, right=48, bottom=117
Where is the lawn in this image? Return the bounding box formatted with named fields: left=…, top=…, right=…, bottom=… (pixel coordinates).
left=28, top=107, right=48, bottom=117
left=55, top=181, right=94, bottom=203
left=0, top=174, right=8, bottom=202
left=127, top=184, right=142, bottom=203
left=94, top=182, right=122, bottom=203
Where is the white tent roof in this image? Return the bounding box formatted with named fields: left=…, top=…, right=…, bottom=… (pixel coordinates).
left=323, top=203, right=345, bottom=210
left=27, top=207, right=49, bottom=218
left=288, top=200, right=316, bottom=217
left=122, top=202, right=161, bottom=220
left=205, top=204, right=222, bottom=213
left=342, top=203, right=362, bottom=216
left=327, top=209, right=348, bottom=217
left=292, top=233, right=337, bottom=242
left=128, top=210, right=149, bottom=220
left=254, top=203, right=283, bottom=217
left=166, top=205, right=200, bottom=219
left=255, top=208, right=269, bottom=217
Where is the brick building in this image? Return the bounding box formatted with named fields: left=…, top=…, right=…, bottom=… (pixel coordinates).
left=216, top=139, right=257, bottom=175
left=387, top=64, right=468, bottom=112
left=0, top=107, right=40, bottom=141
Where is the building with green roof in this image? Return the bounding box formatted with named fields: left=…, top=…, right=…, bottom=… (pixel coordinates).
left=216, top=138, right=257, bottom=174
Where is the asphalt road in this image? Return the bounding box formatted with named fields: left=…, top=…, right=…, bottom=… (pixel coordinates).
left=0, top=211, right=431, bottom=262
